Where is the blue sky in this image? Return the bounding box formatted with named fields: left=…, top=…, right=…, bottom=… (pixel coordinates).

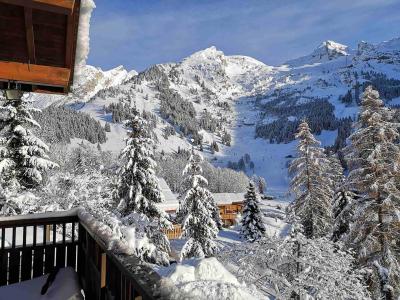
left=87, top=0, right=400, bottom=72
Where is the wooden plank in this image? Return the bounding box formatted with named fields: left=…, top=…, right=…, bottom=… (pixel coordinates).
left=0, top=251, right=8, bottom=285
left=0, top=0, right=74, bottom=15
left=8, top=249, right=21, bottom=284
left=44, top=245, right=55, bottom=273
left=1, top=228, right=4, bottom=249
left=56, top=244, right=66, bottom=268
left=66, top=243, right=76, bottom=269
left=34, top=0, right=74, bottom=11
left=67, top=0, right=80, bottom=90
left=33, top=246, right=44, bottom=278
left=24, top=7, right=36, bottom=64
left=71, top=222, right=76, bottom=242
left=45, top=225, right=51, bottom=243
left=100, top=253, right=106, bottom=288
left=21, top=248, right=33, bottom=281
left=65, top=13, right=74, bottom=68
left=0, top=61, right=70, bottom=88
left=11, top=227, right=16, bottom=248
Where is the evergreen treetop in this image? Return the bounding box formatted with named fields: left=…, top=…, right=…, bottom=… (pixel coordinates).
left=289, top=120, right=333, bottom=238
left=0, top=92, right=58, bottom=189
left=240, top=181, right=266, bottom=242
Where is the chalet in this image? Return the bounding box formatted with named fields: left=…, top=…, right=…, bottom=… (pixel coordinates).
left=156, top=179, right=245, bottom=239
left=213, top=193, right=245, bottom=227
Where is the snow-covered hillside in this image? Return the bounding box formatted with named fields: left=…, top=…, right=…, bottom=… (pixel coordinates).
left=28, top=37, right=400, bottom=196
left=28, top=65, right=136, bottom=109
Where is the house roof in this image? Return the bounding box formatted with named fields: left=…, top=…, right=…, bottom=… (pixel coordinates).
left=158, top=177, right=178, bottom=203
left=213, top=193, right=244, bottom=205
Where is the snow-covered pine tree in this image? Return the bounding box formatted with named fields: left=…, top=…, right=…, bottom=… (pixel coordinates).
left=289, top=120, right=333, bottom=238
left=331, top=189, right=357, bottom=242
left=0, top=90, right=58, bottom=189
left=114, top=106, right=171, bottom=265
left=240, top=181, right=266, bottom=242
left=178, top=151, right=219, bottom=259
left=345, top=86, right=400, bottom=298
left=176, top=150, right=222, bottom=229
left=328, top=152, right=356, bottom=242
left=327, top=152, right=344, bottom=191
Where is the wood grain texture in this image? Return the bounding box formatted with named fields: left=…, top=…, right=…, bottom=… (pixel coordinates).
left=0, top=0, right=74, bottom=14
left=24, top=7, right=36, bottom=64
left=0, top=61, right=70, bottom=87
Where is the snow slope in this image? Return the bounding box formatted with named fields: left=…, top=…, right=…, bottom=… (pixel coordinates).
left=26, top=37, right=400, bottom=196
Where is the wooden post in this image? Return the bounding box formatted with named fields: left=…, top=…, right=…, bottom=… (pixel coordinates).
left=45, top=225, right=51, bottom=243
left=100, top=253, right=106, bottom=288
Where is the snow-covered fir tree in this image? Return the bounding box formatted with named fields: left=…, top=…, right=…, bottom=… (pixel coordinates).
left=327, top=153, right=345, bottom=191
left=0, top=91, right=58, bottom=190
left=289, top=120, right=333, bottom=238
left=328, top=153, right=356, bottom=243
left=240, top=181, right=266, bottom=242
left=177, top=151, right=219, bottom=259
left=331, top=189, right=358, bottom=242
left=345, top=86, right=400, bottom=298
left=176, top=150, right=222, bottom=229
left=114, top=106, right=171, bottom=265
left=115, top=106, right=165, bottom=218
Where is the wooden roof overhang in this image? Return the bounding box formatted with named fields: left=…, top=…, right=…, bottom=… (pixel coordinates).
left=0, top=0, right=81, bottom=94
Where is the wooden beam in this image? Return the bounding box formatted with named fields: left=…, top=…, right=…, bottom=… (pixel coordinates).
left=24, top=7, right=36, bottom=64
left=65, top=10, right=75, bottom=68
left=0, top=61, right=70, bottom=88
left=66, top=0, right=80, bottom=91
left=0, top=0, right=74, bottom=15
left=100, top=253, right=106, bottom=288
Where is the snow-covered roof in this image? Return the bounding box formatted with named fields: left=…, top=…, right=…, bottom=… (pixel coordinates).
left=156, top=178, right=179, bottom=211
left=158, top=178, right=178, bottom=203
left=213, top=193, right=244, bottom=205
left=155, top=179, right=244, bottom=212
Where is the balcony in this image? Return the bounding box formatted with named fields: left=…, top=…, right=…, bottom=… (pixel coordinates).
left=0, top=209, right=172, bottom=299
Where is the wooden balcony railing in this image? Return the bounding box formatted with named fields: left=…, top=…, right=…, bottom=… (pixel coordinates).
left=0, top=209, right=173, bottom=300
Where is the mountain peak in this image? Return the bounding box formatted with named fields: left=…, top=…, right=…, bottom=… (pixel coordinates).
left=317, top=40, right=348, bottom=53
left=315, top=40, right=349, bottom=59
left=285, top=40, right=349, bottom=67
left=185, top=46, right=225, bottom=61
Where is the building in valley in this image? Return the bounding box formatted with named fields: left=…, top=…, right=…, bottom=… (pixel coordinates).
left=157, top=178, right=245, bottom=239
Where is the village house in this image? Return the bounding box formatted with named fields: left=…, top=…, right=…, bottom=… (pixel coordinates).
left=157, top=178, right=244, bottom=239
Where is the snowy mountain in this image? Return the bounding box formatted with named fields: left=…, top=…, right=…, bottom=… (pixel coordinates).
left=26, top=37, right=400, bottom=196
left=28, top=65, right=136, bottom=109
left=285, top=40, right=350, bottom=67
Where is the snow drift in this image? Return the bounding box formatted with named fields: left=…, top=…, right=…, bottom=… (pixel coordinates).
left=161, top=258, right=264, bottom=300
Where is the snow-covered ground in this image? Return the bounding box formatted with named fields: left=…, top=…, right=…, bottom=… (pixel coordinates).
left=157, top=257, right=266, bottom=300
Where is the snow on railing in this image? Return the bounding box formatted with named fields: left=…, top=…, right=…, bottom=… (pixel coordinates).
left=0, top=208, right=175, bottom=299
